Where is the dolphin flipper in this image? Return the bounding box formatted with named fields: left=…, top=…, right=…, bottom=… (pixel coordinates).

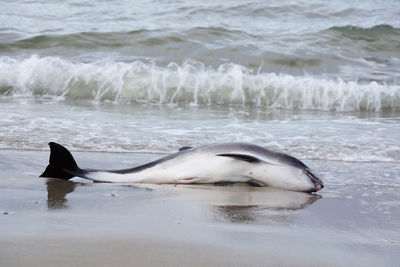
left=179, top=146, right=193, bottom=151
left=247, top=179, right=265, bottom=187
left=216, top=153, right=262, bottom=163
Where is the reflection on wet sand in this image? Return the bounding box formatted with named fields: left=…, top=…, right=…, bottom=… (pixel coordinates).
left=212, top=191, right=321, bottom=223
left=46, top=180, right=321, bottom=224
left=134, top=183, right=321, bottom=223
left=213, top=205, right=297, bottom=224
left=46, top=179, right=77, bottom=209
left=136, top=183, right=321, bottom=207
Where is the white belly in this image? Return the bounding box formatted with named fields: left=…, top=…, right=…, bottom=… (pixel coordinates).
left=87, top=153, right=252, bottom=184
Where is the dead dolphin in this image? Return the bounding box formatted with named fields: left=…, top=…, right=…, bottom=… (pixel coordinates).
left=40, top=142, right=324, bottom=192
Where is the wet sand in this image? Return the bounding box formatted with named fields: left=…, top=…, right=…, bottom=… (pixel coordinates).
left=1, top=150, right=399, bottom=266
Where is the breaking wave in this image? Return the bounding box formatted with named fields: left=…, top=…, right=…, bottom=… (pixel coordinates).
left=327, top=24, right=400, bottom=52
left=328, top=24, right=400, bottom=40
left=1, top=55, right=399, bottom=111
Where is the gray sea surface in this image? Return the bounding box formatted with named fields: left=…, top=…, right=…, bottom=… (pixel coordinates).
left=0, top=0, right=399, bottom=108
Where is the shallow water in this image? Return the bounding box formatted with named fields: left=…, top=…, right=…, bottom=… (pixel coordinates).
left=1, top=99, right=400, bottom=165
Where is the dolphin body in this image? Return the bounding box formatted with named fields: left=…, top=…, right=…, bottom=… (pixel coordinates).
left=40, top=142, right=324, bottom=192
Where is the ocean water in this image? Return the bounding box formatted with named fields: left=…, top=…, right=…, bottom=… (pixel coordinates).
left=0, top=1, right=399, bottom=171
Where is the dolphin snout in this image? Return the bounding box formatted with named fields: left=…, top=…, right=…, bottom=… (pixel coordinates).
left=304, top=168, right=324, bottom=191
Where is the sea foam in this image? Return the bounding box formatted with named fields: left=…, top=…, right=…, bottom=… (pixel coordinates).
left=1, top=55, right=399, bottom=111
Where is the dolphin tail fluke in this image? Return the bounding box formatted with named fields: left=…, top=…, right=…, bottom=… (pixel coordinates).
left=40, top=142, right=83, bottom=180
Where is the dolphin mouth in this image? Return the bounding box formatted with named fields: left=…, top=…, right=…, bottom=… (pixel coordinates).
left=304, top=168, right=324, bottom=191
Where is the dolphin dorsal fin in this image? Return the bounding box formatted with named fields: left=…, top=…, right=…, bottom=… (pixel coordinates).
left=216, top=153, right=262, bottom=163
left=179, top=146, right=193, bottom=152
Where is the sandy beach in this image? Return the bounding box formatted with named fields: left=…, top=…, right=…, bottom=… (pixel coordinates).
left=1, top=150, right=399, bottom=266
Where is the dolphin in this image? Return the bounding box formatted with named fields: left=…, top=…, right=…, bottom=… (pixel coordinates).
left=40, top=142, right=324, bottom=192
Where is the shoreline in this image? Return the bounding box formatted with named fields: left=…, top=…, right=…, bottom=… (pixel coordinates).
left=1, top=150, right=399, bottom=266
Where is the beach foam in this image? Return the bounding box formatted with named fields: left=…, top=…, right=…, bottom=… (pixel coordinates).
left=1, top=55, right=399, bottom=111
